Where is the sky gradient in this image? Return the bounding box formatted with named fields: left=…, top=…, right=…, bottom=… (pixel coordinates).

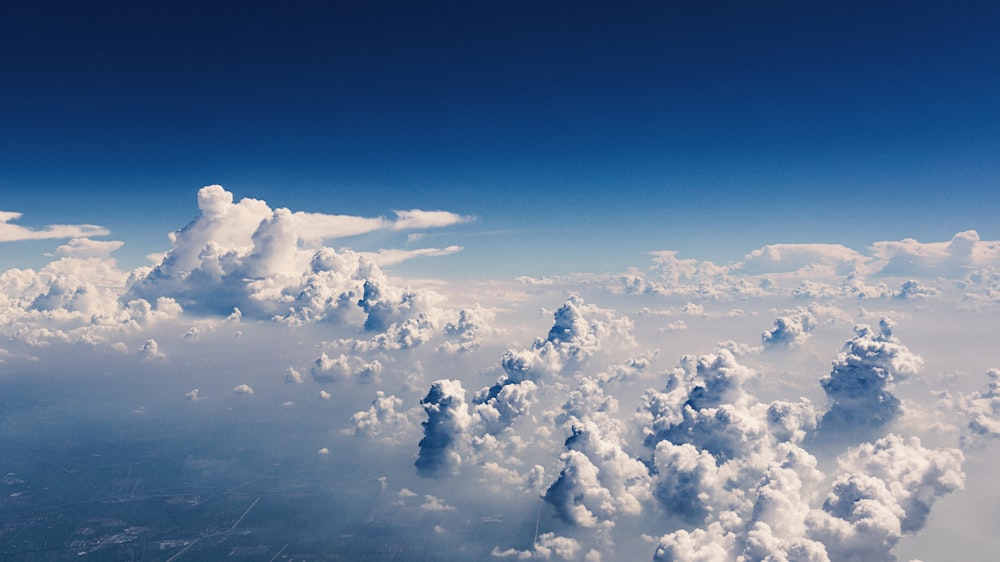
left=2, top=4, right=1000, bottom=560
left=2, top=0, right=999, bottom=276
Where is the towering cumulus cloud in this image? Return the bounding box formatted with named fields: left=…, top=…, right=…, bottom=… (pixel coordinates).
left=415, top=379, right=471, bottom=478
left=811, top=435, right=964, bottom=561
left=128, top=185, right=462, bottom=327
left=762, top=309, right=817, bottom=349
left=817, top=318, right=923, bottom=439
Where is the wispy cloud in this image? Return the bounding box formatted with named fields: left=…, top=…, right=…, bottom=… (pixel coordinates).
left=0, top=211, right=109, bottom=242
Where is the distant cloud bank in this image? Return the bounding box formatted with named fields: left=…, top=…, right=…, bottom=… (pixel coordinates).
left=1, top=186, right=998, bottom=560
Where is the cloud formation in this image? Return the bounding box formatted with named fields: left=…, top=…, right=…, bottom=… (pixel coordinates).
left=870, top=230, right=1000, bottom=276
left=817, top=319, right=923, bottom=439
left=415, top=379, right=472, bottom=478
left=0, top=211, right=110, bottom=242
left=762, top=309, right=818, bottom=349
left=1, top=188, right=995, bottom=561
left=128, top=185, right=466, bottom=324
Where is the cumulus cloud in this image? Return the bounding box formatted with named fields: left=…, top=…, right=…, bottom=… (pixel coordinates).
left=761, top=309, right=817, bottom=349
left=285, top=367, right=304, bottom=384
left=472, top=296, right=633, bottom=435
left=415, top=379, right=472, bottom=478
left=438, top=306, right=496, bottom=353
left=1, top=189, right=993, bottom=561
left=817, top=319, right=923, bottom=439
left=895, top=280, right=938, bottom=299
left=639, top=349, right=758, bottom=456
left=232, top=384, right=254, bottom=395
left=138, top=338, right=166, bottom=360
left=347, top=391, right=413, bottom=442
left=492, top=533, right=590, bottom=560
left=811, top=435, right=964, bottom=560
left=311, top=352, right=382, bottom=383
left=545, top=417, right=652, bottom=528
left=126, top=185, right=466, bottom=328
left=956, top=369, right=1000, bottom=437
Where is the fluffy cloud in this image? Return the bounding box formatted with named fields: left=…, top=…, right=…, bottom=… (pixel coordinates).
left=956, top=369, right=1000, bottom=437
left=545, top=417, right=652, bottom=528
left=817, top=319, right=923, bottom=439
left=639, top=349, right=758, bottom=457
left=761, top=309, right=817, bottom=349
left=472, top=296, right=633, bottom=435
left=346, top=391, right=414, bottom=442
left=127, top=185, right=465, bottom=325
left=810, top=435, right=964, bottom=560
left=311, top=352, right=382, bottom=383
left=438, top=306, right=496, bottom=353
left=492, top=533, right=591, bottom=561
left=138, top=338, right=166, bottom=360
left=415, top=379, right=472, bottom=478
left=2, top=190, right=994, bottom=561
left=233, top=384, right=254, bottom=395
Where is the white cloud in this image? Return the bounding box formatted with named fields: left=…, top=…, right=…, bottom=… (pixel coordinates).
left=818, top=318, right=923, bottom=439
left=956, top=369, right=1000, bottom=438
left=415, top=379, right=472, bottom=478
left=391, top=209, right=472, bottom=231
left=3, top=189, right=997, bottom=561
left=52, top=238, right=124, bottom=258
left=420, top=494, right=456, bottom=511
left=762, top=309, right=817, bottom=349
left=0, top=211, right=110, bottom=242
left=138, top=338, right=166, bottom=360
left=367, top=245, right=464, bottom=266
left=285, top=367, right=304, bottom=384
left=233, top=384, right=254, bottom=395
left=346, top=391, right=414, bottom=442
left=739, top=243, right=871, bottom=276
left=870, top=230, right=1000, bottom=276
left=126, top=186, right=467, bottom=327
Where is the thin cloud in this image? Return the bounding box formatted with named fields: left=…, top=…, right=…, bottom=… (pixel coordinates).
left=391, top=209, right=473, bottom=231
left=0, top=211, right=110, bottom=242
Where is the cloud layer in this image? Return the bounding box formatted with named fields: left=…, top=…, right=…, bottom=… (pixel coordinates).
left=0, top=187, right=997, bottom=561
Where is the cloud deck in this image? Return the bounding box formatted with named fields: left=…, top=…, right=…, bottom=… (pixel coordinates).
left=1, top=187, right=998, bottom=561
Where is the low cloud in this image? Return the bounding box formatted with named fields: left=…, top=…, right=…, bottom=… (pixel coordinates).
left=0, top=188, right=994, bottom=561
left=415, top=379, right=472, bottom=478
left=762, top=309, right=818, bottom=349
left=817, top=319, right=923, bottom=440
left=232, top=384, right=254, bottom=395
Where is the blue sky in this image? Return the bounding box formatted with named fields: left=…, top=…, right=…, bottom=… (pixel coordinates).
left=4, top=5, right=1000, bottom=559
left=2, top=0, right=998, bottom=276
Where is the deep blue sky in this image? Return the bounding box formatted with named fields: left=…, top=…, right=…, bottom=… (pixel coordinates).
left=2, top=0, right=998, bottom=276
